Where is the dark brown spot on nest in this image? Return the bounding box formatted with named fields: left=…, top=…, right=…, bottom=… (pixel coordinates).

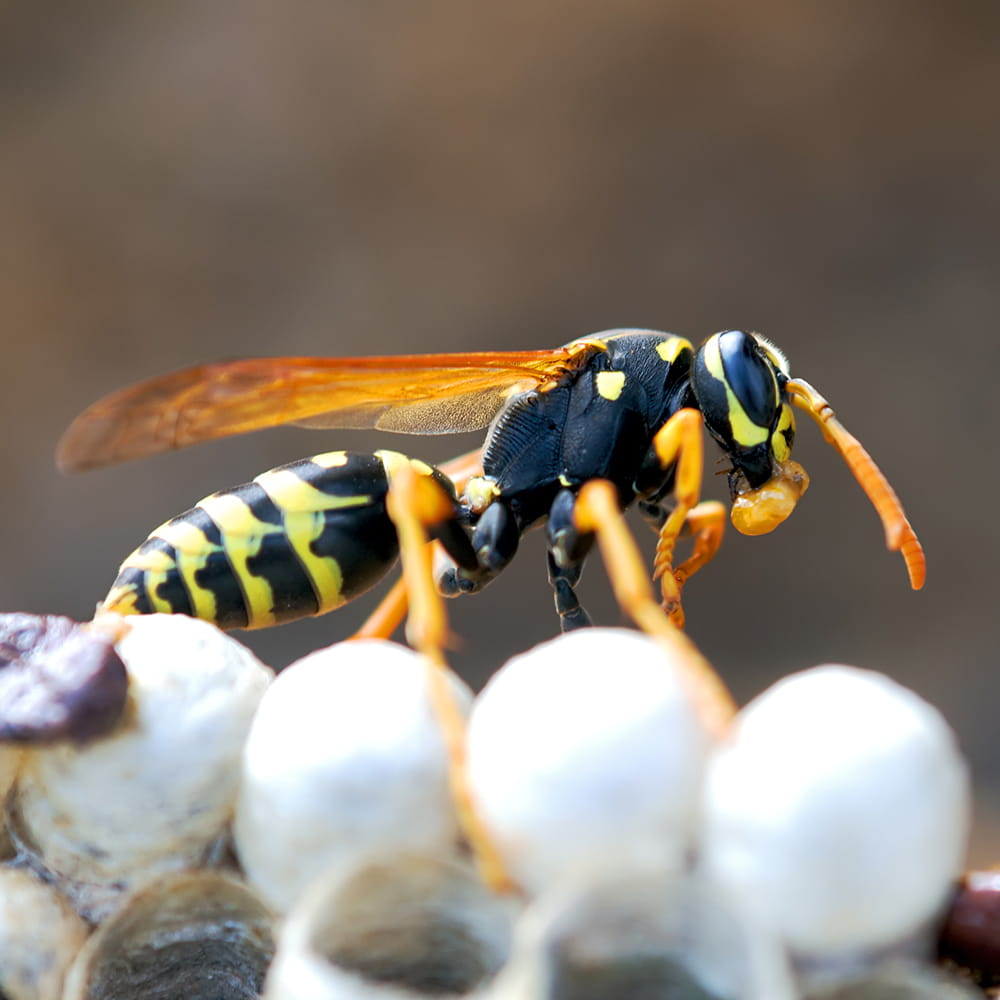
left=0, top=613, right=128, bottom=744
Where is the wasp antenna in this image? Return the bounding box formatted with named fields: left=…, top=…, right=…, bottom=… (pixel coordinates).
left=786, top=379, right=926, bottom=590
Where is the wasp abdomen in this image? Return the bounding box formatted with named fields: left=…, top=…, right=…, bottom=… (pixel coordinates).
left=103, top=451, right=403, bottom=630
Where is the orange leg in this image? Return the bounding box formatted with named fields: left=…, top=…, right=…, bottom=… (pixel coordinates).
left=648, top=408, right=707, bottom=625
left=351, top=576, right=408, bottom=640
left=351, top=448, right=484, bottom=641
left=438, top=447, right=485, bottom=495
left=574, top=479, right=736, bottom=741
left=382, top=461, right=515, bottom=895
left=673, top=500, right=727, bottom=591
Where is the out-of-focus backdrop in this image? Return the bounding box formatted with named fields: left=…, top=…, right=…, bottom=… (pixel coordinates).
left=2, top=3, right=998, bottom=853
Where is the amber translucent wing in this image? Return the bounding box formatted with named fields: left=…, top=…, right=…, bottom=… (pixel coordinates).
left=57, top=348, right=583, bottom=472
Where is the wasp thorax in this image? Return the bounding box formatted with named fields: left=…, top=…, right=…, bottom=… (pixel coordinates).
left=234, top=640, right=473, bottom=913
left=264, top=853, right=515, bottom=1000
left=62, top=871, right=275, bottom=1000
left=10, top=614, right=272, bottom=922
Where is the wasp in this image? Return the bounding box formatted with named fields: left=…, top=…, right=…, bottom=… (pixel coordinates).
left=58, top=329, right=925, bottom=638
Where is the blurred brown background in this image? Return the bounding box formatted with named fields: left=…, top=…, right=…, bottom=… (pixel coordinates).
left=1, top=3, right=998, bottom=854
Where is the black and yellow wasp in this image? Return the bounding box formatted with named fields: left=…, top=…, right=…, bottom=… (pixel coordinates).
left=58, top=329, right=925, bottom=637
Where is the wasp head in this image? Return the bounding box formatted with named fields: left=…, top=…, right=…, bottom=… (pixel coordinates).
left=692, top=330, right=806, bottom=534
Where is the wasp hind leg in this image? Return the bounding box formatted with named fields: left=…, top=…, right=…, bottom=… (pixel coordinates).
left=350, top=505, right=481, bottom=641
left=640, top=497, right=727, bottom=628
left=351, top=577, right=408, bottom=641
left=380, top=462, right=516, bottom=894
left=353, top=447, right=486, bottom=642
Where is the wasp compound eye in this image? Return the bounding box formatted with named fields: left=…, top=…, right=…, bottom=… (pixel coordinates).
left=691, top=330, right=783, bottom=489
left=717, top=329, right=780, bottom=430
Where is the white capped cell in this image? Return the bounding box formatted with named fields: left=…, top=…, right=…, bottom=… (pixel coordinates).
left=467, top=628, right=716, bottom=894
left=235, top=639, right=472, bottom=912
left=700, top=664, right=971, bottom=959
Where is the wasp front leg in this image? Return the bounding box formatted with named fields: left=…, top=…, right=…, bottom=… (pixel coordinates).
left=379, top=460, right=516, bottom=893
left=640, top=498, right=727, bottom=627
left=640, top=408, right=708, bottom=627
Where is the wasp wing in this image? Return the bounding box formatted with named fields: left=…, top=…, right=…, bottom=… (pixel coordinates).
left=57, top=348, right=586, bottom=472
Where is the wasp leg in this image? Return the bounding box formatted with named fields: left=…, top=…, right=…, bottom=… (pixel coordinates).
left=351, top=576, right=409, bottom=640
left=438, top=446, right=486, bottom=496
left=382, top=462, right=515, bottom=894
left=353, top=449, right=485, bottom=641
left=438, top=499, right=520, bottom=598
left=574, top=479, right=736, bottom=741
left=673, top=501, right=727, bottom=588
left=640, top=499, right=727, bottom=618
left=547, top=553, right=591, bottom=631
left=645, top=408, right=706, bottom=627
left=383, top=463, right=455, bottom=659
left=546, top=487, right=595, bottom=630
left=353, top=511, right=481, bottom=640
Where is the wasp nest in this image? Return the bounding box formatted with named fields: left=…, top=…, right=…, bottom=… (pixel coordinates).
left=7, top=613, right=272, bottom=921
left=0, top=614, right=986, bottom=999
left=234, top=639, right=473, bottom=914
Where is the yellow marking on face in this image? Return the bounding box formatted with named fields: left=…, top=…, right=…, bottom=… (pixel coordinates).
left=153, top=518, right=220, bottom=620
left=772, top=403, right=796, bottom=462
left=558, top=473, right=572, bottom=488
left=656, top=337, right=690, bottom=363
left=596, top=370, right=626, bottom=401
left=198, top=492, right=278, bottom=627
left=703, top=336, right=770, bottom=448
